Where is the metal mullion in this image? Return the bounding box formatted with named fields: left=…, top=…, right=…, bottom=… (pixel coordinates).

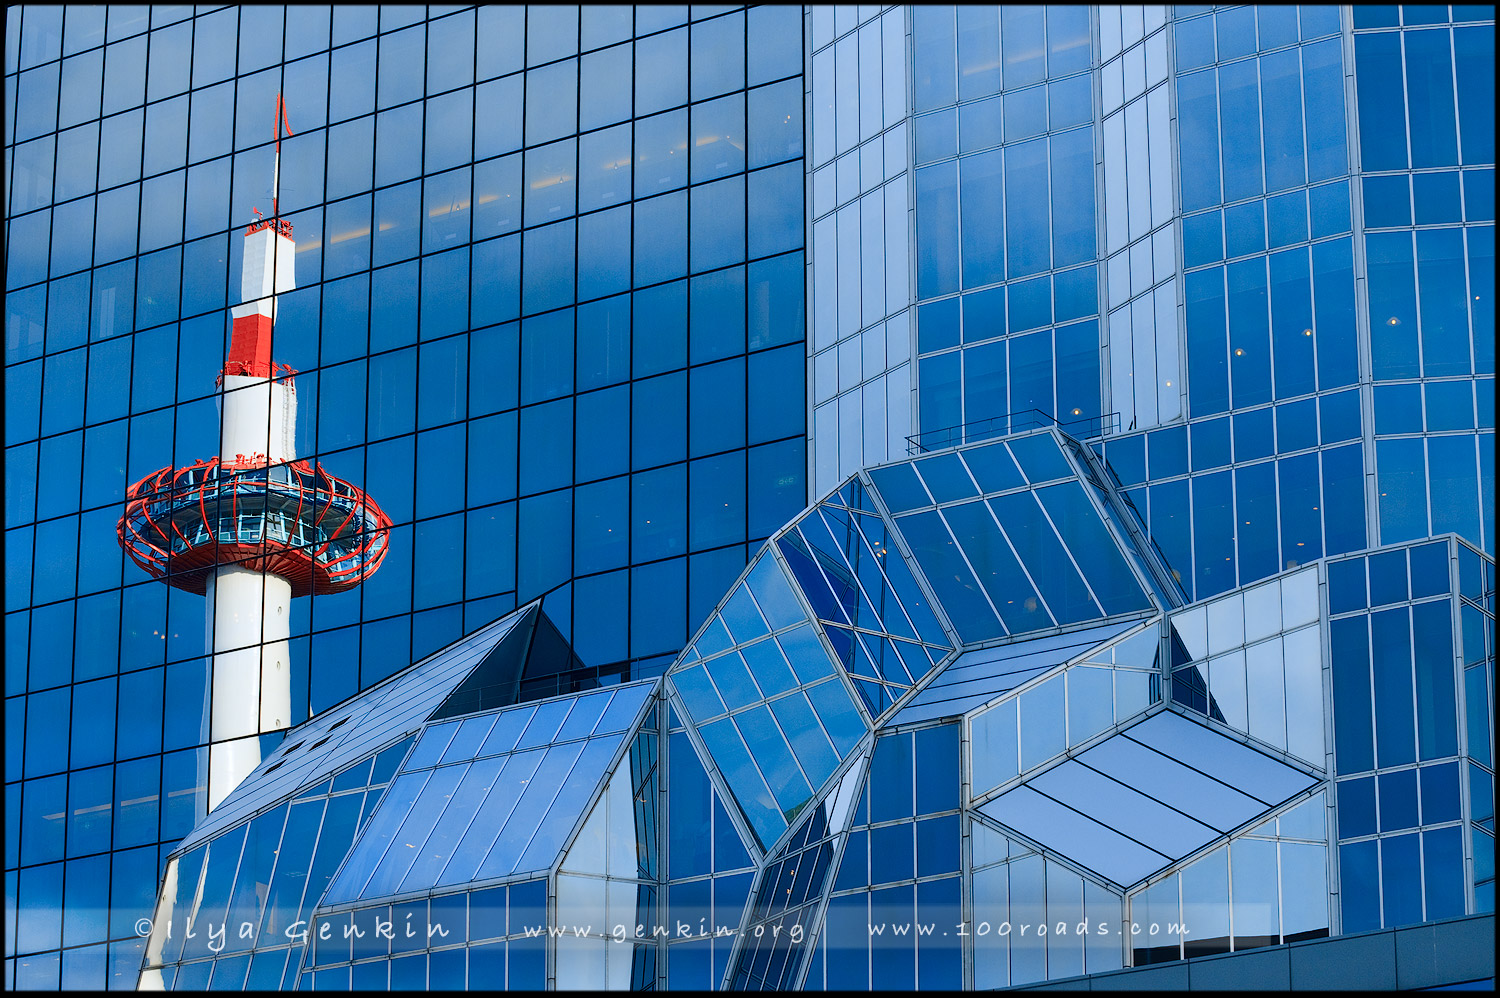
left=542, top=700, right=654, bottom=894
left=1174, top=838, right=1189, bottom=961
left=1094, top=5, right=1118, bottom=425
left=349, top=13, right=385, bottom=686
left=1341, top=7, right=1382, bottom=554
left=664, top=680, right=767, bottom=869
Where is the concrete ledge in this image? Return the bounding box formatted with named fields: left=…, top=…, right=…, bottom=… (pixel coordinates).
left=1004, top=914, right=1493, bottom=991
left=1187, top=945, right=1291, bottom=990
left=1088, top=963, right=1189, bottom=990
left=1013, top=979, right=1092, bottom=991
left=1288, top=929, right=1396, bottom=990
left=1394, top=917, right=1497, bottom=990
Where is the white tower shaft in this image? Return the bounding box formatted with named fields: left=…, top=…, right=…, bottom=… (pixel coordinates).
left=206, top=151, right=299, bottom=809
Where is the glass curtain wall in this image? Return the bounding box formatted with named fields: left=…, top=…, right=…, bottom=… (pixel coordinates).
left=807, top=5, right=914, bottom=495
left=896, top=5, right=1493, bottom=604
left=3, top=5, right=806, bottom=989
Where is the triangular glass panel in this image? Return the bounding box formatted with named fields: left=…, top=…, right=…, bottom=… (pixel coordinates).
left=694, top=614, right=735, bottom=659
left=1098, top=623, right=1161, bottom=670
left=516, top=609, right=591, bottom=702
left=852, top=678, right=884, bottom=716
left=1168, top=628, right=1193, bottom=671
left=822, top=624, right=859, bottom=674
left=429, top=605, right=538, bottom=720
left=838, top=477, right=874, bottom=513
left=1171, top=607, right=1208, bottom=659
left=295, top=779, right=331, bottom=800
left=869, top=635, right=914, bottom=686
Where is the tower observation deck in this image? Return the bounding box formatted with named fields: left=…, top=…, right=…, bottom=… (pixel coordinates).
left=117, top=97, right=391, bottom=810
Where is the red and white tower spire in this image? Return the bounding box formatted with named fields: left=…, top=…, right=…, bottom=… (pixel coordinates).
left=119, top=98, right=392, bottom=811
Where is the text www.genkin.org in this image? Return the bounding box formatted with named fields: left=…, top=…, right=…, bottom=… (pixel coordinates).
left=518, top=919, right=1190, bottom=941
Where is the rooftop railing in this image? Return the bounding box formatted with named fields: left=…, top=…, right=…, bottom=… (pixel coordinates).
left=907, top=409, right=1121, bottom=455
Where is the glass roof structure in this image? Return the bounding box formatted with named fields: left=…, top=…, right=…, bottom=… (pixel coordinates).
left=134, top=426, right=1494, bottom=989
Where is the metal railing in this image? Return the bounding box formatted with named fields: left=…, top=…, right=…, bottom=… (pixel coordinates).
left=906, top=409, right=1121, bottom=455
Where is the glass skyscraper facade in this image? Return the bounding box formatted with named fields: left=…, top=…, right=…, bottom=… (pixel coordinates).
left=4, top=4, right=1495, bottom=992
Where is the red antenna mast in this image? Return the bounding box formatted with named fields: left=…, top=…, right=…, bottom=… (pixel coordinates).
left=272, top=92, right=294, bottom=216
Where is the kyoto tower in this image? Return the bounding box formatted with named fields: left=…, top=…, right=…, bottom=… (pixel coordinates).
left=118, top=97, right=392, bottom=810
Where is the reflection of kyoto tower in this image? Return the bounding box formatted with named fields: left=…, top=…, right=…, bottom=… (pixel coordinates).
left=118, top=97, right=391, bottom=810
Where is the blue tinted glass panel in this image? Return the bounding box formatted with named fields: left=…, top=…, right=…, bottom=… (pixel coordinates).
left=896, top=511, right=1004, bottom=642
left=989, top=491, right=1101, bottom=625
left=1006, top=433, right=1073, bottom=483
left=1372, top=608, right=1416, bottom=768
left=1339, top=839, right=1380, bottom=933
left=940, top=500, right=1049, bottom=635
left=869, top=464, right=931, bottom=514
left=1378, top=769, right=1419, bottom=832
left=700, top=717, right=782, bottom=848
left=1330, top=615, right=1374, bottom=774
left=1338, top=776, right=1376, bottom=838
left=1421, top=762, right=1462, bottom=825
left=1036, top=482, right=1150, bottom=616
left=1411, top=600, right=1458, bottom=760
left=1381, top=832, right=1423, bottom=928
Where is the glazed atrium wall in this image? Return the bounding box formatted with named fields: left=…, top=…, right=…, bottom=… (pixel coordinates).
left=3, top=3, right=1497, bottom=993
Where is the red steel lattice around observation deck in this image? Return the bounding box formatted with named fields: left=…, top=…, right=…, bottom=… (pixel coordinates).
left=118, top=455, right=392, bottom=597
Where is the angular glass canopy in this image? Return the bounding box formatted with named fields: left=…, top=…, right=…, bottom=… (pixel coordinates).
left=172, top=605, right=539, bottom=859
left=135, top=427, right=1493, bottom=990
left=324, top=681, right=655, bottom=903
left=981, top=708, right=1319, bottom=888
